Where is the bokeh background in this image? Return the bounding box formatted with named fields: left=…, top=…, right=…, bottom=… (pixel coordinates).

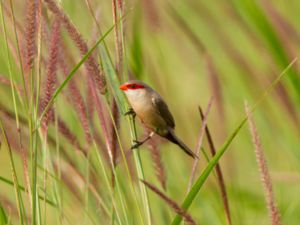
left=0, top=0, right=300, bottom=224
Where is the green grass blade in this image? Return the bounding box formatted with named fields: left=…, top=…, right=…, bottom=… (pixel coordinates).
left=0, top=1, right=20, bottom=129
left=172, top=120, right=246, bottom=225
left=0, top=175, right=56, bottom=207
left=101, top=48, right=150, bottom=224
left=101, top=48, right=126, bottom=113
left=230, top=0, right=300, bottom=101
left=100, top=17, right=152, bottom=225
left=38, top=24, right=115, bottom=125
left=0, top=203, right=8, bottom=225
left=0, top=120, right=25, bottom=225
left=171, top=58, right=297, bottom=225
left=8, top=0, right=29, bottom=109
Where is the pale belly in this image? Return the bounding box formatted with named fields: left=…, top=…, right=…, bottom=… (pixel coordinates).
left=129, top=99, right=169, bottom=136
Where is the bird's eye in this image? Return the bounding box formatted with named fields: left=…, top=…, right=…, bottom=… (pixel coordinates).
left=131, top=84, right=136, bottom=89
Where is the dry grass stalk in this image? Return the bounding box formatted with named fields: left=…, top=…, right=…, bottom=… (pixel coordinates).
left=107, top=98, right=120, bottom=188
left=6, top=0, right=48, bottom=76
left=4, top=1, right=27, bottom=81
left=59, top=52, right=93, bottom=145
left=24, top=0, right=38, bottom=70
left=6, top=0, right=28, bottom=61
left=108, top=0, right=123, bottom=180
left=245, top=102, right=282, bottom=225
left=87, top=83, right=95, bottom=119
left=43, top=0, right=113, bottom=161
left=147, top=135, right=167, bottom=190
left=87, top=77, right=113, bottom=163
left=141, top=180, right=197, bottom=225
left=40, top=10, right=94, bottom=145
left=112, top=0, right=123, bottom=75
left=109, top=99, right=120, bottom=167
left=44, top=0, right=106, bottom=94
left=117, top=0, right=123, bottom=12
left=199, top=107, right=231, bottom=225
left=88, top=9, right=102, bottom=61
left=188, top=97, right=213, bottom=191
left=41, top=19, right=61, bottom=131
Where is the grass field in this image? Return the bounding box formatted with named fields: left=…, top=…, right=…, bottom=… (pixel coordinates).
left=0, top=0, right=300, bottom=224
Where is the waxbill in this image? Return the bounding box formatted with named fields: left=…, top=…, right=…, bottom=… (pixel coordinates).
left=120, top=80, right=197, bottom=158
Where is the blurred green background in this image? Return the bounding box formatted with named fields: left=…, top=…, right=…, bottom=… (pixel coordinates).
left=0, top=0, right=300, bottom=224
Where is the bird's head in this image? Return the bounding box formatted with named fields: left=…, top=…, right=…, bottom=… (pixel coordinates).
left=119, top=80, right=149, bottom=99
left=120, top=80, right=148, bottom=95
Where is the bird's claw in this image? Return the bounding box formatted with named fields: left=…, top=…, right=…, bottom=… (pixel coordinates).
left=124, top=108, right=136, bottom=118
left=131, top=140, right=143, bottom=149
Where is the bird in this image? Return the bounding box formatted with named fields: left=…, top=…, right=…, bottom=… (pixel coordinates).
left=119, top=80, right=197, bottom=158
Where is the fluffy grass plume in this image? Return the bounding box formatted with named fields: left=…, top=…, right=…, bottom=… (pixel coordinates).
left=44, top=0, right=106, bottom=94
left=245, top=102, right=282, bottom=225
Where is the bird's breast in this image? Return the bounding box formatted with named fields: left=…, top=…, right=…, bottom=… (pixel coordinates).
left=128, top=95, right=168, bottom=135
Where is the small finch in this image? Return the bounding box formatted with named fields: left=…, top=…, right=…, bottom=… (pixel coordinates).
left=120, top=80, right=196, bottom=158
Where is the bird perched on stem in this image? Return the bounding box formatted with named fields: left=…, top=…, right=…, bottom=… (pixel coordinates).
left=120, top=80, right=197, bottom=158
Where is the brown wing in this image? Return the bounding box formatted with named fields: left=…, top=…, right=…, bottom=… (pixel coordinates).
left=151, top=94, right=175, bottom=128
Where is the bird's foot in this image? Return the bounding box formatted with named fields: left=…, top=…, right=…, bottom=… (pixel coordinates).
left=131, top=140, right=143, bottom=149
left=124, top=108, right=136, bottom=118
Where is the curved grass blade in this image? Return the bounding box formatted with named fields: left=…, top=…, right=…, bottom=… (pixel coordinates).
left=230, top=0, right=300, bottom=102
left=171, top=58, right=297, bottom=225
left=38, top=24, right=115, bottom=126
left=0, top=176, right=56, bottom=207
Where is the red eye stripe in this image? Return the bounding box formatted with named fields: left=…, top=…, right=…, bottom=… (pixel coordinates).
left=127, top=84, right=145, bottom=90
left=119, top=83, right=145, bottom=91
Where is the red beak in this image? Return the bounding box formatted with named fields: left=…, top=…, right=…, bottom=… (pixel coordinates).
left=119, top=84, right=128, bottom=91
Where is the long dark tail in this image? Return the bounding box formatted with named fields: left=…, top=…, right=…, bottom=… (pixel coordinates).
left=165, top=129, right=197, bottom=159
